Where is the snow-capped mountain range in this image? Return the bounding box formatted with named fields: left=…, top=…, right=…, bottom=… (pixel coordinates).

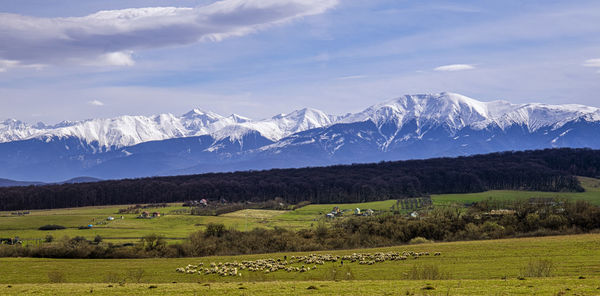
left=0, top=106, right=337, bottom=150
left=2, top=92, right=600, bottom=182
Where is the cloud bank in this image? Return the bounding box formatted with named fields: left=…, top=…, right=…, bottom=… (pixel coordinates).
left=433, top=64, right=475, bottom=72
left=0, top=0, right=338, bottom=68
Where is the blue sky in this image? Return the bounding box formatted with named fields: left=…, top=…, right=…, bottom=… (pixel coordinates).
left=1, top=0, right=599, bottom=124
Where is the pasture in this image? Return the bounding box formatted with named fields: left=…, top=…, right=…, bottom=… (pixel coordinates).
left=1, top=234, right=599, bottom=295
left=2, top=278, right=599, bottom=295
left=1, top=176, right=599, bottom=245
left=432, top=176, right=600, bottom=206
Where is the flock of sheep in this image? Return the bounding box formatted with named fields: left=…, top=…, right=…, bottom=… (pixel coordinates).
left=175, top=251, right=441, bottom=277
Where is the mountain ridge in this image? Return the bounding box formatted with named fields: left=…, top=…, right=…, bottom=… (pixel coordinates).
left=2, top=92, right=600, bottom=181
left=3, top=92, right=600, bottom=149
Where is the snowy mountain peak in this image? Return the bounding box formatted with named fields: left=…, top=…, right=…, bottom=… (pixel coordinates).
left=341, top=92, right=600, bottom=135
left=181, top=108, right=223, bottom=121
left=2, top=92, right=600, bottom=151
left=228, top=114, right=251, bottom=123
left=342, top=92, right=492, bottom=133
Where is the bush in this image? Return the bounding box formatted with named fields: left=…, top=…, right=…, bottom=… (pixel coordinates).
left=520, top=259, right=554, bottom=277
left=47, top=270, right=66, bottom=283
left=205, top=223, right=226, bottom=237
left=409, top=237, right=432, bottom=244
left=38, top=225, right=66, bottom=231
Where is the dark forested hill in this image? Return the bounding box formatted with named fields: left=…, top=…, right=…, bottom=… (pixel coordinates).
left=1, top=148, right=598, bottom=211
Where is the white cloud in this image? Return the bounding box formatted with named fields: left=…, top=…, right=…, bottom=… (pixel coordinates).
left=0, top=0, right=338, bottom=68
left=100, top=52, right=135, bottom=67
left=0, top=60, right=19, bottom=72
left=337, top=75, right=366, bottom=80
left=583, top=58, right=600, bottom=68
left=434, top=64, right=475, bottom=72
left=0, top=59, right=46, bottom=72
left=89, top=100, right=105, bottom=106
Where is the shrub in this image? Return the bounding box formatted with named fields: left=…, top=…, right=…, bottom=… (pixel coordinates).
left=38, top=225, right=66, bottom=231
left=481, top=221, right=505, bottom=239
left=520, top=259, right=554, bottom=277
left=205, top=223, right=226, bottom=237
left=409, top=237, right=432, bottom=244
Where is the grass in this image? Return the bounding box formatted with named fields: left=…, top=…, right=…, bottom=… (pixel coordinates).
left=0, top=200, right=399, bottom=243
left=277, top=200, right=398, bottom=222
left=1, top=176, right=599, bottom=244
left=1, top=278, right=599, bottom=296
left=0, top=205, right=308, bottom=244
left=1, top=234, right=600, bottom=295
left=432, top=176, right=600, bottom=206
left=1, top=233, right=599, bottom=284
left=220, top=209, right=288, bottom=219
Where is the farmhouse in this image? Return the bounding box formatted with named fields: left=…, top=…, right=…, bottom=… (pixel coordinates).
left=183, top=199, right=208, bottom=207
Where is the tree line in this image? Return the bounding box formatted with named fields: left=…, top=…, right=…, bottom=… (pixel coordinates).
left=0, top=148, right=598, bottom=211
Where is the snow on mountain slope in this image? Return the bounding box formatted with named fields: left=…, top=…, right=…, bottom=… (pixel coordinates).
left=0, top=107, right=336, bottom=150
left=37, top=114, right=189, bottom=150
left=343, top=92, right=600, bottom=134
left=2, top=92, right=600, bottom=151
left=341, top=93, right=493, bottom=133
left=495, top=103, right=600, bottom=131
left=0, top=119, right=43, bottom=142
left=236, top=108, right=336, bottom=141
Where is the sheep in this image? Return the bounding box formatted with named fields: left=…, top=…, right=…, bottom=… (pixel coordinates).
left=175, top=250, right=446, bottom=277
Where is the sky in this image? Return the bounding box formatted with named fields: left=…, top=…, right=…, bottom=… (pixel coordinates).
left=1, top=0, right=599, bottom=124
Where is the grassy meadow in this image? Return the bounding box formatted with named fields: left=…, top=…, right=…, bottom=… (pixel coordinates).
left=2, top=177, right=600, bottom=245
left=2, top=278, right=599, bottom=296
left=1, top=234, right=599, bottom=295
left=432, top=176, right=600, bottom=206
left=1, top=177, right=600, bottom=294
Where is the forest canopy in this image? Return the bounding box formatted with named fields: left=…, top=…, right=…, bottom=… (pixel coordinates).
left=1, top=148, right=598, bottom=211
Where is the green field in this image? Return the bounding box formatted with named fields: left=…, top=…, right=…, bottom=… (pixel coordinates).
left=1, top=234, right=599, bottom=295
left=0, top=204, right=310, bottom=244
left=2, top=177, right=600, bottom=295
left=2, top=278, right=599, bottom=295
left=2, top=176, right=600, bottom=245
left=432, top=176, right=600, bottom=206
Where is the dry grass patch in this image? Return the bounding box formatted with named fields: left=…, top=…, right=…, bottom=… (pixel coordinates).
left=220, top=209, right=288, bottom=219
